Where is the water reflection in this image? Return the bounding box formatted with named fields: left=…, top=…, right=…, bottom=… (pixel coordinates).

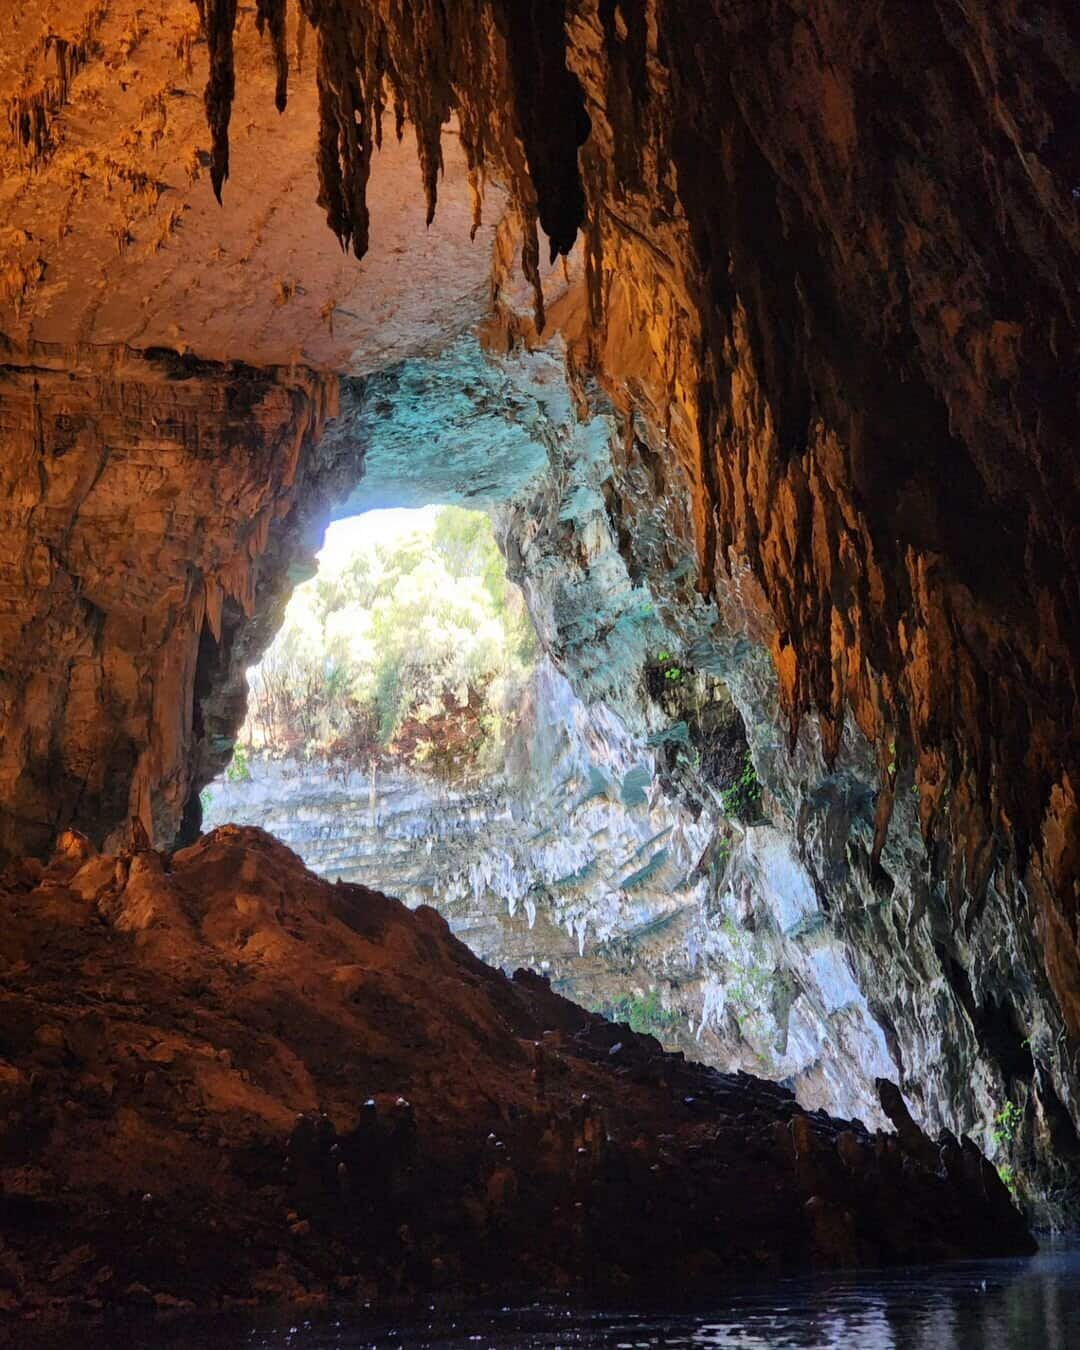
left=20, top=1241, right=1080, bottom=1349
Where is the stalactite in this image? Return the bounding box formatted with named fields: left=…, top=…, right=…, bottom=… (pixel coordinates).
left=204, top=0, right=239, bottom=202
left=310, top=3, right=372, bottom=257
left=7, top=5, right=109, bottom=168
left=256, top=0, right=291, bottom=113
left=197, top=0, right=583, bottom=319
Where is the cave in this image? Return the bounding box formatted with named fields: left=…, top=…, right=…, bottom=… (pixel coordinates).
left=1, top=1, right=1078, bottom=1341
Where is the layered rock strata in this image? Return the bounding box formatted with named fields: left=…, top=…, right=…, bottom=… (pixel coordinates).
left=0, top=343, right=346, bottom=862
left=0, top=827, right=1033, bottom=1326
left=205, top=660, right=897, bottom=1133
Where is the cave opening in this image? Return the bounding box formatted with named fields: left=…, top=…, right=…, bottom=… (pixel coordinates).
left=191, top=428, right=899, bottom=1141
left=218, top=508, right=536, bottom=781
left=203, top=503, right=543, bottom=874
left=200, top=498, right=763, bottom=1080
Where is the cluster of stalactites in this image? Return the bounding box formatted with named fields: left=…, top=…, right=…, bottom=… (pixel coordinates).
left=7, top=4, right=110, bottom=167
left=201, top=0, right=583, bottom=329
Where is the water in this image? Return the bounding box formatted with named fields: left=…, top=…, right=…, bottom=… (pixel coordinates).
left=17, top=1242, right=1080, bottom=1349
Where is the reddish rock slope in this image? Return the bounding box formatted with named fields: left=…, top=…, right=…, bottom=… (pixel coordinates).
left=0, top=828, right=1032, bottom=1327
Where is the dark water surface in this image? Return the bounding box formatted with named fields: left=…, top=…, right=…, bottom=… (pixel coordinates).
left=16, top=1241, right=1080, bottom=1348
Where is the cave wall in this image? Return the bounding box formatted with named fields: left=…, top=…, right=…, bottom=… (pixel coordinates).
left=552, top=0, right=1080, bottom=1039
left=0, top=342, right=344, bottom=859
left=487, top=339, right=1080, bottom=1214
left=550, top=2, right=1080, bottom=1210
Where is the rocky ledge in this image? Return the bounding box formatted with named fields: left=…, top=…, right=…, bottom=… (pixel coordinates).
left=0, top=827, right=1032, bottom=1330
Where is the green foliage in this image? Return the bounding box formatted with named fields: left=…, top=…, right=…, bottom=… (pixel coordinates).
left=591, top=988, right=680, bottom=1036
left=225, top=744, right=251, bottom=783
left=720, top=749, right=763, bottom=820
left=199, top=788, right=213, bottom=812
left=715, top=917, right=776, bottom=1018
left=656, top=649, right=684, bottom=684
left=991, top=1100, right=1023, bottom=1149
left=997, top=1163, right=1018, bottom=1200
left=727, top=969, right=773, bottom=1013
left=373, top=660, right=403, bottom=745
left=242, top=507, right=536, bottom=778
left=432, top=504, right=507, bottom=597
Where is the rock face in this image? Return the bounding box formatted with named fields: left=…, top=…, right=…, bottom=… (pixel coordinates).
left=205, top=658, right=897, bottom=1133
left=527, top=0, right=1079, bottom=1054
left=0, top=344, right=346, bottom=862
left=0, top=827, right=1033, bottom=1321
left=498, top=343, right=1080, bottom=1218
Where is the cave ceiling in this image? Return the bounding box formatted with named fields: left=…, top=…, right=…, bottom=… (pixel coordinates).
left=0, top=0, right=504, bottom=370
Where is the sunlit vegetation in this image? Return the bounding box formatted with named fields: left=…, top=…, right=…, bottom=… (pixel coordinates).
left=589, top=988, right=682, bottom=1036
left=991, top=1099, right=1023, bottom=1149
left=238, top=507, right=536, bottom=780
left=991, top=1101, right=1024, bottom=1203
left=720, top=749, right=764, bottom=821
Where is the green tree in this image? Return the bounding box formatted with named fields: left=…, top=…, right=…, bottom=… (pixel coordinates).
left=239, top=507, right=537, bottom=778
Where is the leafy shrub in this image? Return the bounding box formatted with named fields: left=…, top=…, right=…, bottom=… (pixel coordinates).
left=991, top=1100, right=1023, bottom=1148
left=997, top=1163, right=1019, bottom=1200
left=655, top=649, right=684, bottom=684
left=225, top=744, right=251, bottom=782
left=591, top=988, right=680, bottom=1036
left=720, top=749, right=763, bottom=820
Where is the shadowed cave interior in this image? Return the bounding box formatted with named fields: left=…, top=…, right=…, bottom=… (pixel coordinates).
left=0, top=0, right=1078, bottom=1336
